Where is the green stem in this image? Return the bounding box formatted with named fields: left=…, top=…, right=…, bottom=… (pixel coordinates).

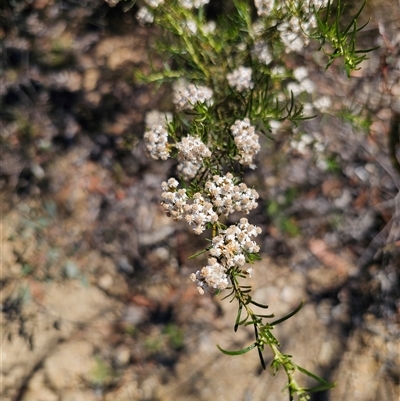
left=231, top=275, right=309, bottom=400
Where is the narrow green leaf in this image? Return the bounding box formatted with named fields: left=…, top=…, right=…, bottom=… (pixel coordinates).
left=354, top=46, right=379, bottom=54
left=234, top=303, right=243, bottom=332
left=244, top=320, right=260, bottom=326
left=257, top=345, right=266, bottom=370
left=304, top=382, right=337, bottom=393
left=343, top=0, right=366, bottom=35
left=217, top=342, right=256, bottom=356
left=297, top=365, right=331, bottom=385
left=270, top=301, right=304, bottom=325
left=250, top=299, right=269, bottom=309
left=188, top=248, right=208, bottom=259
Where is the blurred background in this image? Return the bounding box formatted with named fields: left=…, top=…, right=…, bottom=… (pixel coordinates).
left=1, top=1, right=399, bottom=400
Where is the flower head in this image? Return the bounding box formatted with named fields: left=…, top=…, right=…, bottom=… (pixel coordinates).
left=227, top=67, right=254, bottom=92
left=176, top=135, right=211, bottom=164
left=144, top=0, right=164, bottom=7
left=144, top=125, right=170, bottom=160
left=254, top=0, right=275, bottom=17
left=190, top=257, right=229, bottom=294
left=179, top=0, right=209, bottom=9
left=173, top=83, right=213, bottom=110
left=230, top=118, right=260, bottom=168
left=136, top=6, right=154, bottom=25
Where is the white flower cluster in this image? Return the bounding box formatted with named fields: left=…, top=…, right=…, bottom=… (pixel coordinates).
left=205, top=173, right=259, bottom=216
left=313, top=95, right=332, bottom=113
left=176, top=135, right=211, bottom=163
left=176, top=135, right=212, bottom=179
left=230, top=118, right=260, bottom=168
left=161, top=173, right=259, bottom=234
left=144, top=125, right=170, bottom=160
left=252, top=40, right=273, bottom=65
left=277, top=18, right=308, bottom=53
left=293, top=66, right=308, bottom=82
left=161, top=180, right=218, bottom=234
left=176, top=160, right=200, bottom=180
left=291, top=66, right=315, bottom=94
left=183, top=193, right=219, bottom=234
left=227, top=66, right=254, bottom=92
left=290, top=131, right=325, bottom=155
left=191, top=218, right=262, bottom=293
left=161, top=178, right=188, bottom=220
left=210, top=218, right=262, bottom=266
left=145, top=110, right=173, bottom=128
left=136, top=7, right=154, bottom=25
left=144, top=0, right=164, bottom=7
left=173, top=83, right=213, bottom=110
left=312, top=0, right=329, bottom=9
left=183, top=18, right=197, bottom=35
left=254, top=0, right=275, bottom=16
left=201, top=20, right=216, bottom=34
left=275, top=0, right=329, bottom=53
left=179, top=0, right=210, bottom=9
left=190, top=258, right=229, bottom=294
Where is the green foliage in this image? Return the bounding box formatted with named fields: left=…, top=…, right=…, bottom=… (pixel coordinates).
left=312, top=0, right=378, bottom=76
left=91, top=356, right=116, bottom=387
left=135, top=0, right=370, bottom=399
left=164, top=323, right=185, bottom=350
left=267, top=189, right=302, bottom=237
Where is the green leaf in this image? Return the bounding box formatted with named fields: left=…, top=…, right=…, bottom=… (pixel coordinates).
left=270, top=301, right=304, bottom=325
left=250, top=299, right=270, bottom=309
left=188, top=248, right=208, bottom=259
left=304, top=382, right=337, bottom=393
left=217, top=342, right=256, bottom=356
left=234, top=303, right=243, bottom=332
left=297, top=365, right=332, bottom=386
left=257, top=344, right=266, bottom=370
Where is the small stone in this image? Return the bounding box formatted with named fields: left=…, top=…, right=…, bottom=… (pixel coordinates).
left=98, top=274, right=113, bottom=290
left=83, top=68, right=99, bottom=91
left=114, top=345, right=131, bottom=367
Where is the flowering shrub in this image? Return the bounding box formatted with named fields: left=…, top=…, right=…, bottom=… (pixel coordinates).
left=132, top=0, right=371, bottom=399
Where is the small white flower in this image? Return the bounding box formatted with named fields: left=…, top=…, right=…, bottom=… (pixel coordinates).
left=278, top=19, right=308, bottom=53
left=179, top=0, right=209, bottom=9
left=254, top=0, right=275, bottom=16
left=300, top=78, right=315, bottom=94
left=252, top=41, right=273, bottom=65
left=177, top=159, right=201, bottom=180
left=144, top=0, right=164, bottom=7
left=145, top=110, right=172, bottom=128
left=269, top=120, right=281, bottom=135
left=202, top=20, right=216, bottom=34
left=293, top=66, right=308, bottom=81
left=184, top=19, right=197, bottom=35
left=271, top=66, right=286, bottom=77
left=313, top=96, right=332, bottom=113
left=287, top=82, right=302, bottom=96
left=227, top=66, right=254, bottom=92
left=136, top=6, right=154, bottom=25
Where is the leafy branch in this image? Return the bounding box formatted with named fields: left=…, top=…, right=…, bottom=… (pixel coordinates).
left=218, top=272, right=335, bottom=400
left=312, top=0, right=378, bottom=76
